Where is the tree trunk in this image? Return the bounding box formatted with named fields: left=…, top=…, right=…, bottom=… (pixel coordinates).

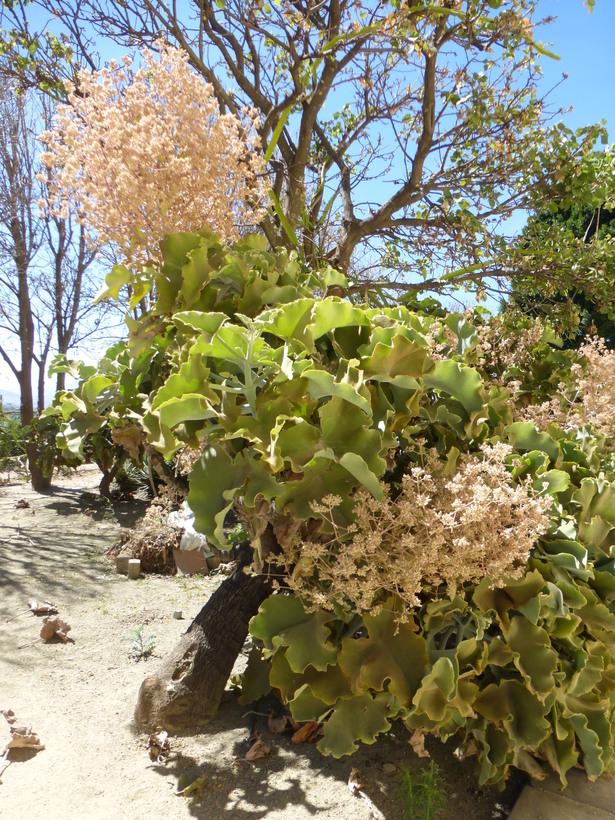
left=26, top=441, right=52, bottom=492
left=98, top=456, right=123, bottom=499
left=134, top=563, right=272, bottom=732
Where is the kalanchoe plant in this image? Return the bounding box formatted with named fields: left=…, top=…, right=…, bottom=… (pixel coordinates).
left=46, top=231, right=615, bottom=787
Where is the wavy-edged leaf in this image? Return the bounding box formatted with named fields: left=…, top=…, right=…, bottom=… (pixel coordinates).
left=339, top=605, right=428, bottom=706
left=317, top=693, right=392, bottom=757
left=187, top=445, right=247, bottom=548
left=424, top=360, right=485, bottom=414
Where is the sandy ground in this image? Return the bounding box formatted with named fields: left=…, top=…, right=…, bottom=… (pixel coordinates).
left=0, top=467, right=522, bottom=819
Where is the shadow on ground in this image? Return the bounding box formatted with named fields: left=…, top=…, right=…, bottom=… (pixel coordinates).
left=0, top=473, right=147, bottom=618
left=146, top=697, right=393, bottom=819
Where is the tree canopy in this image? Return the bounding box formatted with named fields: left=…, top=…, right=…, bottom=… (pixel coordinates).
left=1, top=0, right=611, bottom=308
left=510, top=147, right=615, bottom=340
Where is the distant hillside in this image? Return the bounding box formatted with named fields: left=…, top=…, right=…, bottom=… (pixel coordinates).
left=0, top=389, right=20, bottom=411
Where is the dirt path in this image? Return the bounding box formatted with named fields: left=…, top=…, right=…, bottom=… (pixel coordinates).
left=0, top=468, right=521, bottom=819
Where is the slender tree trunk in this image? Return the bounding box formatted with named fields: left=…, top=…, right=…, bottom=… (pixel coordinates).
left=14, top=218, right=51, bottom=491
left=134, top=562, right=272, bottom=732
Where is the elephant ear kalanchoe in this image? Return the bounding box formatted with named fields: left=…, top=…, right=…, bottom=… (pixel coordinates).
left=45, top=230, right=615, bottom=786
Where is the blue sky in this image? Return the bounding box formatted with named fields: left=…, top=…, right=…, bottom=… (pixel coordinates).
left=535, top=1, right=614, bottom=135
left=1, top=0, right=614, bottom=398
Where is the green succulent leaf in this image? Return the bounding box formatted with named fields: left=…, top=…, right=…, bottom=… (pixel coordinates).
left=424, top=360, right=485, bottom=415
left=318, top=693, right=392, bottom=757
left=250, top=595, right=338, bottom=672
left=338, top=604, right=428, bottom=705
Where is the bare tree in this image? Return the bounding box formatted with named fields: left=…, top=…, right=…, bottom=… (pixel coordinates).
left=0, top=1, right=608, bottom=304
left=0, top=71, right=114, bottom=487
left=0, top=73, right=50, bottom=487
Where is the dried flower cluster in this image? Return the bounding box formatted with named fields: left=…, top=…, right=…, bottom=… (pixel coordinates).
left=283, top=444, right=551, bottom=618
left=474, top=316, right=545, bottom=381
left=574, top=337, right=615, bottom=440
left=522, top=337, right=615, bottom=440
left=38, top=43, right=266, bottom=262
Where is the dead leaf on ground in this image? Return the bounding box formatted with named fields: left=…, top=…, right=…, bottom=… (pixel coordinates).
left=348, top=767, right=386, bottom=819
left=268, top=710, right=291, bottom=735
left=409, top=728, right=430, bottom=758
left=39, top=616, right=71, bottom=642
left=348, top=767, right=365, bottom=795
left=1, top=710, right=45, bottom=754
left=291, top=721, right=321, bottom=744
left=148, top=730, right=171, bottom=763
left=15, top=499, right=29, bottom=509
left=245, top=733, right=272, bottom=761
left=28, top=600, right=58, bottom=616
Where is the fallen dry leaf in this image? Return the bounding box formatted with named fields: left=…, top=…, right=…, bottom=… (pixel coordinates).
left=1, top=710, right=45, bottom=754
left=40, top=616, right=71, bottom=642
left=0, top=716, right=11, bottom=757
left=291, top=721, right=321, bottom=744
left=245, top=734, right=272, bottom=761
left=268, top=710, right=290, bottom=735
left=348, top=767, right=386, bottom=820
left=409, top=728, right=430, bottom=758
left=28, top=600, right=58, bottom=616
left=348, top=767, right=364, bottom=794
left=148, top=730, right=171, bottom=763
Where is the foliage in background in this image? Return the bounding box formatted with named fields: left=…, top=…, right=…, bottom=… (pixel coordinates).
left=42, top=230, right=615, bottom=788
left=512, top=150, right=615, bottom=344
left=0, top=405, right=26, bottom=472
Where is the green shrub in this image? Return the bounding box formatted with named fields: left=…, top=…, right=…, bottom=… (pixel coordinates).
left=44, top=231, right=615, bottom=786
left=0, top=406, right=27, bottom=471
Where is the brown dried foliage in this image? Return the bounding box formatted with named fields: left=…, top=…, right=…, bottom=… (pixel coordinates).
left=280, top=444, right=551, bottom=620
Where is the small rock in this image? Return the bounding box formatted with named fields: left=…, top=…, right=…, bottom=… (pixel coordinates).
left=173, top=610, right=183, bottom=620
left=382, top=763, right=397, bottom=775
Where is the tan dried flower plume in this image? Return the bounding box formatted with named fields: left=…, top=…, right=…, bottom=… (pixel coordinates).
left=38, top=42, right=267, bottom=263
left=283, top=443, right=551, bottom=619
